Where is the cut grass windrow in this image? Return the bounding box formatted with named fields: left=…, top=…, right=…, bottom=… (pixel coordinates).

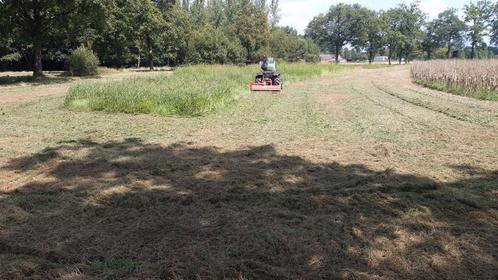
left=372, top=83, right=479, bottom=124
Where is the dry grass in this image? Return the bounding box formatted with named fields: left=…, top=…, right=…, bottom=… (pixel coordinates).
left=411, top=60, right=498, bottom=100
left=0, top=66, right=497, bottom=279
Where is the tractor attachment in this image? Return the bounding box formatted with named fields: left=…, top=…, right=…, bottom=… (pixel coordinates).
left=249, top=79, right=283, bottom=92
left=250, top=70, right=283, bottom=92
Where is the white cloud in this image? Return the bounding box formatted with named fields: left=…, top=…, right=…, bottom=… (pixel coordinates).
left=419, top=0, right=448, bottom=19
left=279, top=0, right=337, bottom=34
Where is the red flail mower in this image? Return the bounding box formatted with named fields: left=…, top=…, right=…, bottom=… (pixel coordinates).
left=249, top=79, right=282, bottom=92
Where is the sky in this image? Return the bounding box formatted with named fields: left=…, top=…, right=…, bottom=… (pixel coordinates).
left=279, top=0, right=470, bottom=34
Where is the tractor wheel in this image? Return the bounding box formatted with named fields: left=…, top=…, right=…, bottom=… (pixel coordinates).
left=255, top=75, right=263, bottom=83
left=274, top=76, right=282, bottom=86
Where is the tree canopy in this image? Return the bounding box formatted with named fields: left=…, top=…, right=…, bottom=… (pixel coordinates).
left=1, top=0, right=498, bottom=76
left=464, top=0, right=494, bottom=59
left=0, top=0, right=319, bottom=76
left=306, top=3, right=367, bottom=63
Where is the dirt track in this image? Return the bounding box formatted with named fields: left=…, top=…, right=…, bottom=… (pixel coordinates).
left=0, top=66, right=497, bottom=280
left=0, top=71, right=169, bottom=104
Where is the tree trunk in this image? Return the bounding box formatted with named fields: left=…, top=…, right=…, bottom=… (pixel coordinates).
left=334, top=45, right=340, bottom=64
left=446, top=40, right=452, bottom=59
left=368, top=49, right=373, bottom=64
left=33, top=37, right=43, bottom=78
left=148, top=50, right=153, bottom=70
left=471, top=41, right=476, bottom=59
left=388, top=47, right=392, bottom=65
left=147, top=36, right=154, bottom=70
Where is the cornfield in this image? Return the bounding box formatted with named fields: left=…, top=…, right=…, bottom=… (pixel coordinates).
left=411, top=60, right=498, bottom=100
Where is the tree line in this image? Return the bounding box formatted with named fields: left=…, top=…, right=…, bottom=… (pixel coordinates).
left=0, top=0, right=319, bottom=77
left=306, top=1, right=498, bottom=64
left=1, top=0, right=498, bottom=78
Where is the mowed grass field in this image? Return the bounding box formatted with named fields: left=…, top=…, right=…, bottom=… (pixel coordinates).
left=0, top=65, right=497, bottom=279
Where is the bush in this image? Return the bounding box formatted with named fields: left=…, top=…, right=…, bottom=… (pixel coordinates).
left=69, top=46, right=99, bottom=76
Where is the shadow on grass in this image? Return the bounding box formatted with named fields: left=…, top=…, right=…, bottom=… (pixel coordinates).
left=130, top=68, right=172, bottom=73
left=0, top=139, right=497, bottom=279
left=0, top=73, right=102, bottom=87
left=0, top=75, right=73, bottom=86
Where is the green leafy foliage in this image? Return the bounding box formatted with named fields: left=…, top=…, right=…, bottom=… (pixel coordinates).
left=435, top=9, right=467, bottom=58
left=69, top=46, right=99, bottom=76
left=382, top=3, right=425, bottom=64
left=306, top=3, right=367, bottom=63
left=271, top=27, right=319, bottom=62
left=2, top=0, right=498, bottom=76
left=464, top=1, right=494, bottom=59
left=187, top=25, right=245, bottom=64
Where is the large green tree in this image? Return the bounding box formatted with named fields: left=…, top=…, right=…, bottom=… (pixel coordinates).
left=271, top=27, right=319, bottom=62
left=93, top=0, right=136, bottom=68
left=1, top=0, right=82, bottom=77
left=133, top=0, right=166, bottom=70
left=358, top=9, right=386, bottom=64
left=464, top=0, right=493, bottom=59
left=491, top=2, right=498, bottom=46
left=0, top=0, right=321, bottom=71
left=269, top=0, right=280, bottom=28
left=234, top=1, right=270, bottom=62
left=306, top=3, right=366, bottom=63
left=435, top=9, right=467, bottom=58
left=422, top=20, right=443, bottom=59
left=383, top=3, right=424, bottom=64
left=158, top=5, right=192, bottom=65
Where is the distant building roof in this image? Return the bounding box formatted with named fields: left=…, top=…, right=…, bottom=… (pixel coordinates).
left=374, top=56, right=389, bottom=61
left=320, top=54, right=346, bottom=62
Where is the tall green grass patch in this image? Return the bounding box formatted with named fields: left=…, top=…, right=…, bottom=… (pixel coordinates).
left=65, top=63, right=344, bottom=116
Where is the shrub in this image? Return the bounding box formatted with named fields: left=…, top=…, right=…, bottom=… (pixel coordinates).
left=69, top=46, right=99, bottom=76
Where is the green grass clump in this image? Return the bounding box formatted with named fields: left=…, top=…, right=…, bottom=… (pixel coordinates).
left=65, top=63, right=344, bottom=116
left=416, top=80, right=498, bottom=101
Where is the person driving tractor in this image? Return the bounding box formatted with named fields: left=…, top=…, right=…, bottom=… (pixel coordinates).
left=255, top=57, right=282, bottom=87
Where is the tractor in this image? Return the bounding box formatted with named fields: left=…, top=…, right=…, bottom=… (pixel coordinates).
left=250, top=57, right=283, bottom=92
